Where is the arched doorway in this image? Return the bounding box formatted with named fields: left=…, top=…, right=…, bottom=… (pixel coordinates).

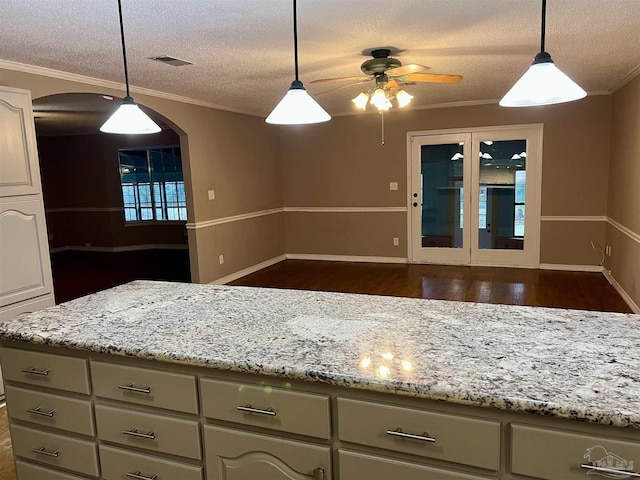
left=33, top=93, right=192, bottom=302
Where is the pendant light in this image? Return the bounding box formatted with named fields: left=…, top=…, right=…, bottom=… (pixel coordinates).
left=265, top=0, right=331, bottom=125
left=499, top=0, right=586, bottom=107
left=100, top=0, right=161, bottom=134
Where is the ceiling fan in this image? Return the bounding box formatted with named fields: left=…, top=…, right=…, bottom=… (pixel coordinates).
left=311, top=48, right=463, bottom=111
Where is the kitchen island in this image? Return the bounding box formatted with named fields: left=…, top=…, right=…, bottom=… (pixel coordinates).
left=1, top=280, right=639, bottom=479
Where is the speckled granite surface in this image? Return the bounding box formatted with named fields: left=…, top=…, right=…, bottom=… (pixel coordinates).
left=1, top=280, right=639, bottom=428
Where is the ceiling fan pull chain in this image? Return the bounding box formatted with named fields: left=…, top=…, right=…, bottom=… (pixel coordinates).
left=380, top=111, right=385, bottom=145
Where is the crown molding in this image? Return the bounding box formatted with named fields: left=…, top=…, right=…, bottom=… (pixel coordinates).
left=0, top=59, right=262, bottom=117
left=611, top=63, right=640, bottom=94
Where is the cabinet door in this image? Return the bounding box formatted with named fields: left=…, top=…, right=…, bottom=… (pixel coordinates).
left=204, top=425, right=331, bottom=480
left=0, top=87, right=42, bottom=197
left=0, top=196, right=53, bottom=311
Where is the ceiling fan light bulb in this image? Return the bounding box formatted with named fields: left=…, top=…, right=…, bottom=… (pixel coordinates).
left=266, top=82, right=331, bottom=125
left=352, top=92, right=369, bottom=110
left=100, top=97, right=161, bottom=134
left=499, top=56, right=586, bottom=107
left=396, top=89, right=413, bottom=108
left=370, top=88, right=387, bottom=109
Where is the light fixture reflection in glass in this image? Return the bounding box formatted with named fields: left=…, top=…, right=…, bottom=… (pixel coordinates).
left=483, top=140, right=494, bottom=145
left=511, top=153, right=522, bottom=160
left=352, top=92, right=369, bottom=110
left=396, top=89, right=414, bottom=108
left=451, top=152, right=464, bottom=161
left=520, top=151, right=527, bottom=157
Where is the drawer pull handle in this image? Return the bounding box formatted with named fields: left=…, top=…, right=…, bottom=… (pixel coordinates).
left=123, top=428, right=156, bottom=440
left=313, top=467, right=325, bottom=480
left=237, top=404, right=277, bottom=416
left=581, top=464, right=640, bottom=478
left=31, top=446, right=60, bottom=458
left=119, top=383, right=152, bottom=394
left=126, top=471, right=158, bottom=480
left=386, top=428, right=436, bottom=443
left=21, top=366, right=50, bottom=376
left=26, top=407, right=55, bottom=418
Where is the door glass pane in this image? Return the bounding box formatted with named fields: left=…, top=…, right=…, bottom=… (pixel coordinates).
left=478, top=139, right=526, bottom=250
left=420, top=143, right=464, bottom=248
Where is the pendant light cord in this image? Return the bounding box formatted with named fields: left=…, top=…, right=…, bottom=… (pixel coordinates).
left=293, top=0, right=299, bottom=81
left=117, top=0, right=131, bottom=97
left=540, top=0, right=547, bottom=52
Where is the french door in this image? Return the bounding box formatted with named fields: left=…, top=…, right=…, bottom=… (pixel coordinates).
left=408, top=125, right=542, bottom=267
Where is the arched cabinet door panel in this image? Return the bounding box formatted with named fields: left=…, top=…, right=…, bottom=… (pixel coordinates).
left=0, top=197, right=53, bottom=308
left=204, top=425, right=331, bottom=480
left=0, top=87, right=41, bottom=197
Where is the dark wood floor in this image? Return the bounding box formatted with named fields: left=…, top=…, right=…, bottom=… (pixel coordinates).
left=231, top=260, right=632, bottom=313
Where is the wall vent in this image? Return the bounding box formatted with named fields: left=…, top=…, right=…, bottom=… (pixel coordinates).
left=150, top=55, right=192, bottom=67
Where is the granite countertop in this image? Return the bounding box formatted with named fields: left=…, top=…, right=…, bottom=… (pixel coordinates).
left=1, top=280, right=639, bottom=428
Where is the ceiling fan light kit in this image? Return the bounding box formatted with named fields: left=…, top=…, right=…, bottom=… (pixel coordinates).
left=265, top=0, right=330, bottom=125
left=499, top=0, right=586, bottom=107
left=100, top=0, right=161, bottom=134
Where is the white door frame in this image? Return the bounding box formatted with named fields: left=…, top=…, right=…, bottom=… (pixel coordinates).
left=406, top=124, right=543, bottom=268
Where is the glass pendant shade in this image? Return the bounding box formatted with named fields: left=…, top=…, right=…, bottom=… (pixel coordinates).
left=352, top=92, right=369, bottom=110
left=499, top=53, right=586, bottom=107
left=100, top=96, right=161, bottom=134
left=266, top=80, right=331, bottom=125
left=396, top=89, right=414, bottom=108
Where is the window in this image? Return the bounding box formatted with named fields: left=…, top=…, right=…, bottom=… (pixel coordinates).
left=119, top=146, right=187, bottom=222
left=514, top=170, right=526, bottom=236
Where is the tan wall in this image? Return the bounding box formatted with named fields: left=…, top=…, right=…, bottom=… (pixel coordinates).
left=192, top=213, right=284, bottom=282
left=0, top=67, right=283, bottom=283
left=539, top=221, right=606, bottom=266
left=281, top=96, right=612, bottom=265
left=38, top=131, right=187, bottom=250
left=607, top=74, right=640, bottom=309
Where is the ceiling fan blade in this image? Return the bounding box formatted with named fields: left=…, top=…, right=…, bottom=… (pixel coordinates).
left=405, top=73, right=463, bottom=84
left=386, top=64, right=430, bottom=76
left=316, top=79, right=374, bottom=95
left=310, top=76, right=370, bottom=84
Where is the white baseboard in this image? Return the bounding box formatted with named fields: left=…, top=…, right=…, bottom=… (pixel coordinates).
left=50, top=244, right=189, bottom=254
left=210, top=255, right=287, bottom=285
left=539, top=263, right=604, bottom=272
left=602, top=269, right=640, bottom=313
left=286, top=253, right=408, bottom=264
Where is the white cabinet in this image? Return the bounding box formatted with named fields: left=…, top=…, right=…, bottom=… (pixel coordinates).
left=0, top=86, right=54, bottom=324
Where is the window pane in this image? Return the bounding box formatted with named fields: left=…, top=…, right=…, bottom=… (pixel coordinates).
left=514, top=205, right=525, bottom=236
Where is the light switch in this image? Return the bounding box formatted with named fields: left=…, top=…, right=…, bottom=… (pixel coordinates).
left=389, top=182, right=398, bottom=191
left=208, top=189, right=215, bottom=200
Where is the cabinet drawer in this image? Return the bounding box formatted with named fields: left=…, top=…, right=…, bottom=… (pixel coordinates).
left=95, top=404, right=201, bottom=460
left=11, top=424, right=99, bottom=477
left=339, top=450, right=493, bottom=480
left=0, top=348, right=90, bottom=394
left=100, top=445, right=203, bottom=480
left=15, top=460, right=90, bottom=480
left=337, top=398, right=500, bottom=471
left=91, top=361, right=198, bottom=414
left=204, top=425, right=332, bottom=480
left=6, top=385, right=94, bottom=436
left=201, top=378, right=330, bottom=439
left=511, top=424, right=640, bottom=479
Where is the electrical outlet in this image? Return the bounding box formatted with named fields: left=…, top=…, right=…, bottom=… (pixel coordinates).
left=208, top=190, right=215, bottom=200
left=393, top=237, right=399, bottom=246
left=389, top=182, right=398, bottom=191
left=219, top=254, right=224, bottom=265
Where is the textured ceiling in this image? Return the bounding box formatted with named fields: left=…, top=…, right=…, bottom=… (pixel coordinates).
left=2, top=0, right=639, bottom=121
